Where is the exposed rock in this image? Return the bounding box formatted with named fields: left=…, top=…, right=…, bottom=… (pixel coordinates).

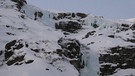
left=55, top=21, right=82, bottom=32
left=131, top=24, right=135, bottom=30
left=4, top=39, right=25, bottom=62
left=70, top=60, right=84, bottom=71
left=31, top=48, right=40, bottom=53
left=108, top=35, right=115, bottom=38
left=54, top=13, right=87, bottom=20
left=6, top=55, right=25, bottom=66
left=5, top=40, right=16, bottom=50
left=121, top=24, right=129, bottom=27
left=6, top=32, right=15, bottom=35
left=0, top=51, right=3, bottom=56
left=57, top=38, right=84, bottom=71
left=91, top=23, right=99, bottom=28
left=5, top=51, right=14, bottom=60
left=76, top=13, right=87, bottom=18
left=126, top=38, right=135, bottom=43
left=14, top=43, right=24, bottom=50
left=83, top=31, right=96, bottom=39
left=46, top=68, right=49, bottom=70
left=11, top=0, right=27, bottom=10
left=5, top=39, right=24, bottom=50
left=99, top=46, right=135, bottom=75
left=25, top=42, right=29, bottom=47
left=25, top=60, right=34, bottom=64
left=57, top=38, right=80, bottom=58
left=34, top=11, right=43, bottom=20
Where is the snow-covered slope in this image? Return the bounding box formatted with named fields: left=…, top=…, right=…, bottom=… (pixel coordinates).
left=0, top=0, right=135, bottom=76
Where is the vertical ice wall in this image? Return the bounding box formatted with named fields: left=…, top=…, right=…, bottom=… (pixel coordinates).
left=80, top=48, right=99, bottom=76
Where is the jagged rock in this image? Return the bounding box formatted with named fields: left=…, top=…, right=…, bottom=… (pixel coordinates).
left=4, top=39, right=24, bottom=61
left=34, top=11, right=43, bottom=20
left=83, top=31, right=96, bottom=39
left=76, top=13, right=87, bottom=18
left=131, top=24, right=135, bottom=30
left=11, top=0, right=27, bottom=10
left=6, top=55, right=25, bottom=66
left=70, top=60, right=84, bottom=71
left=0, top=51, right=3, bottom=56
left=126, top=38, right=135, bottom=43
left=25, top=60, right=34, bottom=64
left=57, top=38, right=80, bottom=58
left=91, top=23, right=99, bottom=28
left=5, top=51, right=14, bottom=60
left=57, top=38, right=84, bottom=71
left=100, top=64, right=117, bottom=75
left=31, top=48, right=40, bottom=53
left=5, top=39, right=24, bottom=50
left=121, top=24, right=129, bottom=27
left=6, top=32, right=15, bottom=35
left=99, top=46, right=135, bottom=75
left=15, top=62, right=23, bottom=65
left=46, top=68, right=49, bottom=70
left=55, top=21, right=82, bottom=32
left=25, top=42, right=29, bottom=47
left=5, top=40, right=16, bottom=50
left=54, top=13, right=87, bottom=20
left=108, top=35, right=115, bottom=38
left=14, top=43, right=24, bottom=50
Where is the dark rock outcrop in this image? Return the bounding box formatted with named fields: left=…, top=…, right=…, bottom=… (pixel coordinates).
left=54, top=12, right=87, bottom=33
left=53, top=13, right=87, bottom=20
left=34, top=11, right=43, bottom=20
left=6, top=55, right=25, bottom=66
left=99, top=46, right=135, bottom=75
left=11, top=0, right=27, bottom=10
left=5, top=40, right=16, bottom=50
left=0, top=51, right=3, bottom=56
left=83, top=31, right=96, bottom=39
left=57, top=38, right=80, bottom=59
left=57, top=38, right=84, bottom=70
left=55, top=21, right=82, bottom=33
left=76, top=13, right=87, bottom=18
left=131, top=24, right=135, bottom=30
left=4, top=39, right=29, bottom=66
left=25, top=60, right=34, bottom=64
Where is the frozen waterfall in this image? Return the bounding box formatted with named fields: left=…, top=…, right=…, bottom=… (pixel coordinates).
left=80, top=49, right=99, bottom=76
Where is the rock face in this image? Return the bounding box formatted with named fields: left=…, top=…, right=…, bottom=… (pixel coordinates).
left=99, top=46, right=135, bottom=75
left=53, top=13, right=87, bottom=20
left=55, top=21, right=82, bottom=33
left=4, top=39, right=33, bottom=66
left=54, top=13, right=87, bottom=33
left=34, top=11, right=43, bottom=20
left=11, top=0, right=27, bottom=10
left=57, top=38, right=84, bottom=71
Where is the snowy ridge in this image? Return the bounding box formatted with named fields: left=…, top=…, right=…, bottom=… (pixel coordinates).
left=0, top=0, right=135, bottom=76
